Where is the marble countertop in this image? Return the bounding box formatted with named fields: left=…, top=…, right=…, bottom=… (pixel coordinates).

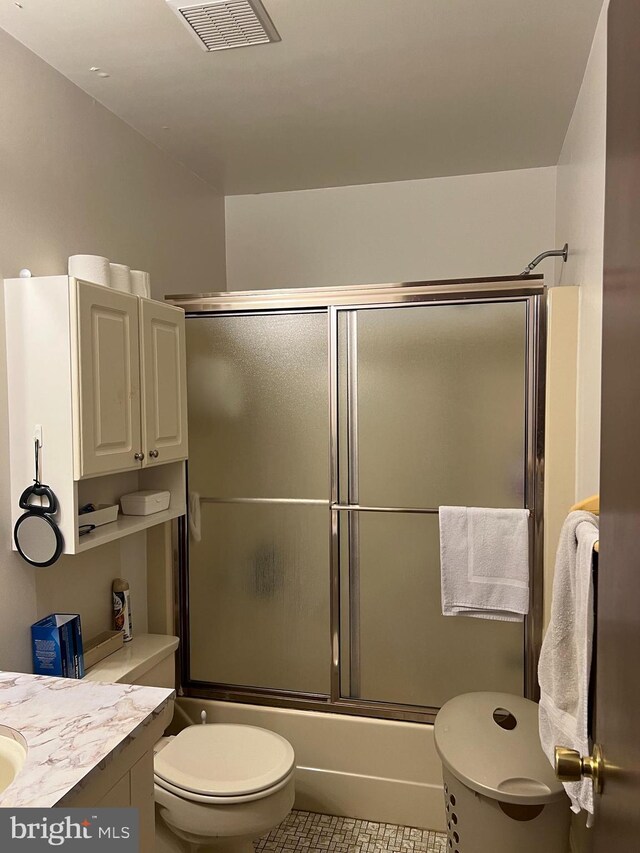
left=0, top=671, right=174, bottom=808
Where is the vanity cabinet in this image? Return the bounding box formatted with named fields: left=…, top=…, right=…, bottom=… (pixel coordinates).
left=4, top=275, right=187, bottom=555
left=63, top=711, right=171, bottom=853
left=74, top=283, right=188, bottom=478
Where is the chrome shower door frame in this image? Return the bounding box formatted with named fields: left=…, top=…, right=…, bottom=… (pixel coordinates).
left=173, top=277, right=546, bottom=724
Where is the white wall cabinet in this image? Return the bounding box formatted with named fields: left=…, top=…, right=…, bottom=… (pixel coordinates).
left=139, top=298, right=188, bottom=466
left=74, top=282, right=142, bottom=478
left=73, top=283, right=188, bottom=477
left=4, top=275, right=188, bottom=555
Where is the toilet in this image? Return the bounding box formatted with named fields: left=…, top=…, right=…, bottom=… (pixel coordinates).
left=87, top=635, right=295, bottom=853
left=154, top=723, right=295, bottom=853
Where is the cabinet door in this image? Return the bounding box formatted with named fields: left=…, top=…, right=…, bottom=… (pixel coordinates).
left=140, top=299, right=188, bottom=465
left=75, top=281, right=142, bottom=477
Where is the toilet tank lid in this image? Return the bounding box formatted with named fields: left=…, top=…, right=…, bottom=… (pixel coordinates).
left=154, top=724, right=295, bottom=797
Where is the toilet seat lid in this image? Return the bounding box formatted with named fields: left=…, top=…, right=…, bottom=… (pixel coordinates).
left=154, top=724, right=295, bottom=797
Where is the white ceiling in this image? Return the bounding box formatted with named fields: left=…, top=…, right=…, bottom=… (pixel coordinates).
left=0, top=0, right=604, bottom=195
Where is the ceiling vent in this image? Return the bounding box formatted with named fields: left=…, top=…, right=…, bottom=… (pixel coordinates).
left=167, top=0, right=280, bottom=52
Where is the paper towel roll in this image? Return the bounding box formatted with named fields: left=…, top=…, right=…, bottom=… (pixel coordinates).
left=130, top=270, right=151, bottom=299
left=68, top=255, right=111, bottom=288
left=109, top=263, right=132, bottom=293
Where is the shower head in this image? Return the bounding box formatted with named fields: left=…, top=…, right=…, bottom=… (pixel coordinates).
left=521, top=243, right=569, bottom=276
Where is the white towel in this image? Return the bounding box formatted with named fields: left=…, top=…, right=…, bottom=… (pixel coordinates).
left=439, top=506, right=530, bottom=621
left=188, top=492, right=202, bottom=543
left=538, top=511, right=599, bottom=820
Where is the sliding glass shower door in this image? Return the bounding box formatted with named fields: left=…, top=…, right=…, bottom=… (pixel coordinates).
left=185, top=312, right=331, bottom=695
left=337, top=301, right=528, bottom=709
left=181, top=287, right=542, bottom=720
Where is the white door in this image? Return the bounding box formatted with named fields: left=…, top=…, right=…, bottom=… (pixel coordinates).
left=74, top=280, right=142, bottom=477
left=139, top=298, right=188, bottom=466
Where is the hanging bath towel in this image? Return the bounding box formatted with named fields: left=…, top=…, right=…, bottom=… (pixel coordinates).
left=538, top=510, right=599, bottom=820
left=439, top=506, right=530, bottom=621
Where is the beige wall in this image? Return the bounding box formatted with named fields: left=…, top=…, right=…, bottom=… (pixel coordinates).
left=544, top=287, right=579, bottom=628
left=555, top=1, right=607, bottom=501
left=0, top=28, right=225, bottom=672
left=225, top=166, right=557, bottom=291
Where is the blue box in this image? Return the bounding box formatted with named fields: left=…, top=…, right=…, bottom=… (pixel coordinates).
left=31, top=614, right=84, bottom=678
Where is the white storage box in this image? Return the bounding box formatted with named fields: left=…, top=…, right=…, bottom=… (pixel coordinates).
left=120, top=490, right=171, bottom=516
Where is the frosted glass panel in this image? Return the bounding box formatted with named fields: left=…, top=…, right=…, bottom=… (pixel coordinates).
left=340, top=511, right=523, bottom=707
left=189, top=502, right=331, bottom=694
left=352, top=301, right=527, bottom=508
left=183, top=297, right=534, bottom=714
left=186, top=313, right=329, bottom=499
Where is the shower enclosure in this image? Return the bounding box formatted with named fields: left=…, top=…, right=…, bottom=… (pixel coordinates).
left=169, top=276, right=546, bottom=722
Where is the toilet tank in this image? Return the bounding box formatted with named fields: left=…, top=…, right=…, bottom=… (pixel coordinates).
left=83, top=634, right=179, bottom=688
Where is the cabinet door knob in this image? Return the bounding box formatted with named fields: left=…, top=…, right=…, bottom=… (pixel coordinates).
left=150, top=449, right=159, bottom=458
left=134, top=452, right=145, bottom=461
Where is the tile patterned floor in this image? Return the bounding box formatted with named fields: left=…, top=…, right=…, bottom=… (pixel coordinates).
left=255, top=810, right=447, bottom=853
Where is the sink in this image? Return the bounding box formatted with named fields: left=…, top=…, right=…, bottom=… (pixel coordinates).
left=0, top=727, right=27, bottom=795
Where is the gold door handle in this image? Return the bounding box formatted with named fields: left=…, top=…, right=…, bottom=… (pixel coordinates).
left=554, top=744, right=605, bottom=793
